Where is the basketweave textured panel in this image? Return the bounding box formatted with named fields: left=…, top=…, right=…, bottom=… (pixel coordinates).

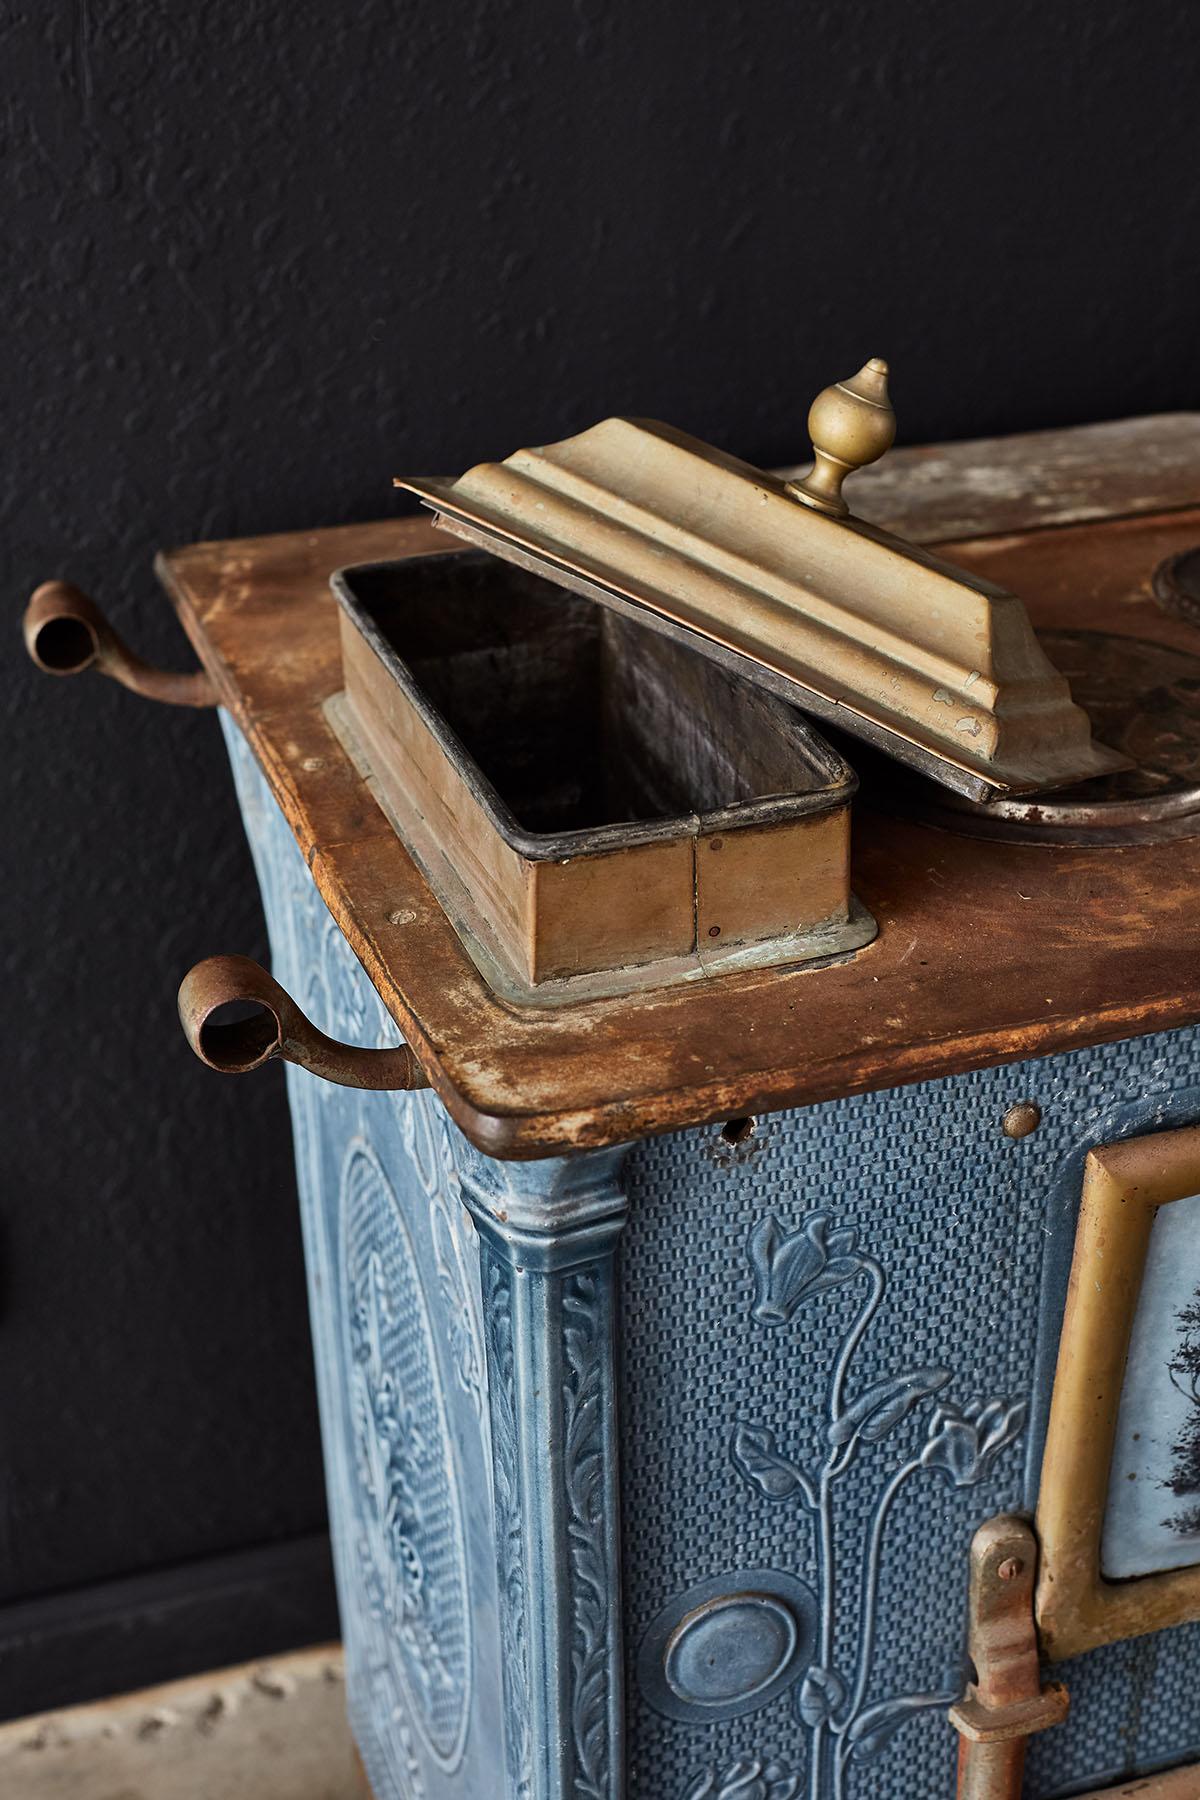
left=223, top=717, right=502, bottom=1800
left=618, top=1038, right=1200, bottom=1800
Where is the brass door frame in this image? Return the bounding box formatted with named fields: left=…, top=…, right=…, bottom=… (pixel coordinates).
left=1036, top=1125, right=1200, bottom=1661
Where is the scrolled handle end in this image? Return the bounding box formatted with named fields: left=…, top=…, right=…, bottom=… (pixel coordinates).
left=24, top=581, right=106, bottom=677
left=178, top=954, right=287, bottom=1075
left=23, top=579, right=218, bottom=706
left=178, top=955, right=430, bottom=1092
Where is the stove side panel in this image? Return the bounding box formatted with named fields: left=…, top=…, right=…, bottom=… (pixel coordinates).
left=224, top=714, right=504, bottom=1800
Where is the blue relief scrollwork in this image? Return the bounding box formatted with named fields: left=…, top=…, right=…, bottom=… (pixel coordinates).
left=428, top=1121, right=486, bottom=1422
left=675, top=1208, right=1027, bottom=1800
left=461, top=1143, right=629, bottom=1800
left=740, top=1210, right=1025, bottom=1797
left=683, top=1758, right=802, bottom=1800
left=350, top=1250, right=453, bottom=1712
left=432, top=1193, right=486, bottom=1421
left=478, top=1240, right=622, bottom=1800
left=392, top=1086, right=486, bottom=1422
left=563, top=1270, right=615, bottom=1800
left=483, top=1250, right=534, bottom=1800
left=341, top=1141, right=472, bottom=1786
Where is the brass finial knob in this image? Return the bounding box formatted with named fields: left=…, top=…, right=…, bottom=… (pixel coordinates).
left=786, top=358, right=896, bottom=517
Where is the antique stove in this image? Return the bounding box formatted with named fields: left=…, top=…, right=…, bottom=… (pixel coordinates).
left=24, top=370, right=1200, bottom=1800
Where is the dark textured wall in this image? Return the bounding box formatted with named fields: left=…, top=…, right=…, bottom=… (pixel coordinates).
left=5, top=0, right=1200, bottom=1712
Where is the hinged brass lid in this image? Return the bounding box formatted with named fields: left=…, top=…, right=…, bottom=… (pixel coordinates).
left=396, top=363, right=1129, bottom=801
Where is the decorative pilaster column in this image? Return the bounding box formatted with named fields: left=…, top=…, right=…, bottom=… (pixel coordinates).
left=455, top=1140, right=632, bottom=1800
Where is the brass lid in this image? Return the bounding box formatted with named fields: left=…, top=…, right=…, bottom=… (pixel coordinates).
left=395, top=363, right=1129, bottom=801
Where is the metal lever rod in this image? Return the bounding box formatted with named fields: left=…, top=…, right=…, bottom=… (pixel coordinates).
left=23, top=581, right=217, bottom=707
left=178, top=955, right=430, bottom=1091
left=949, top=1516, right=1069, bottom=1800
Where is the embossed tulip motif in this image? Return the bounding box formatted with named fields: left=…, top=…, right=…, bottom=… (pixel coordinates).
left=714, top=1209, right=1027, bottom=1800
left=920, top=1398, right=1027, bottom=1486
left=748, top=1213, right=860, bottom=1323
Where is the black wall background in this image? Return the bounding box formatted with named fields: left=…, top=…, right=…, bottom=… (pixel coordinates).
left=4, top=0, right=1200, bottom=1716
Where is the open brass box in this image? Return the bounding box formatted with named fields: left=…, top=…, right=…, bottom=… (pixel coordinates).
left=331, top=361, right=1125, bottom=1002
left=332, top=553, right=870, bottom=1002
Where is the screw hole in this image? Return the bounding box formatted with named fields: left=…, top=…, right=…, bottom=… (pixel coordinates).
left=721, top=1116, right=756, bottom=1147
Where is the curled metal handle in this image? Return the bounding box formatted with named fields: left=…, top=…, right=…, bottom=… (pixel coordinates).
left=23, top=580, right=217, bottom=707
left=178, top=955, right=430, bottom=1091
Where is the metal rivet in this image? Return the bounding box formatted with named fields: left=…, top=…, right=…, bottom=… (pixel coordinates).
left=997, top=1557, right=1023, bottom=1582
left=708, top=925, right=721, bottom=938
left=1003, top=1101, right=1042, bottom=1140
left=709, top=838, right=723, bottom=851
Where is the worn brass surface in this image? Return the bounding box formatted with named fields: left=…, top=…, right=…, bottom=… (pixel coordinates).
left=1035, top=1126, right=1200, bottom=1662
left=785, top=357, right=897, bottom=516
left=892, top=627, right=1200, bottom=845
left=397, top=390, right=1127, bottom=800
left=331, top=552, right=874, bottom=1003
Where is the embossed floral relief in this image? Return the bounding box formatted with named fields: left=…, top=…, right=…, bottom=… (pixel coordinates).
left=664, top=1208, right=1027, bottom=1800
left=400, top=1091, right=486, bottom=1421
left=341, top=1144, right=472, bottom=1790
left=564, top=1270, right=615, bottom=1800
left=684, top=1755, right=801, bottom=1799
left=483, top=1252, right=533, bottom=1800
left=350, top=1251, right=449, bottom=1704
left=475, top=1230, right=624, bottom=1800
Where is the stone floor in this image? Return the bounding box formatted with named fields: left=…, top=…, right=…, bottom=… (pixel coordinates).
left=0, top=1644, right=359, bottom=1800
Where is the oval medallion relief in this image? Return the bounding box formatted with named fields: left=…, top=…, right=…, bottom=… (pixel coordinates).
left=639, top=1569, right=817, bottom=1723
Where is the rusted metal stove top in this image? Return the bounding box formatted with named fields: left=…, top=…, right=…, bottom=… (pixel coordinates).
left=79, top=402, right=1197, bottom=1158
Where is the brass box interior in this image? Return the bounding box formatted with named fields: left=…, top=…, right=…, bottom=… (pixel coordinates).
left=333, top=552, right=873, bottom=1001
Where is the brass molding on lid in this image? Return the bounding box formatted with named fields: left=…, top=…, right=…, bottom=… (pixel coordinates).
left=394, top=369, right=1130, bottom=800
left=785, top=358, right=897, bottom=517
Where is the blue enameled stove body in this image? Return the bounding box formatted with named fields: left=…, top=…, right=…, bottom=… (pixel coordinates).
left=225, top=715, right=1200, bottom=1800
